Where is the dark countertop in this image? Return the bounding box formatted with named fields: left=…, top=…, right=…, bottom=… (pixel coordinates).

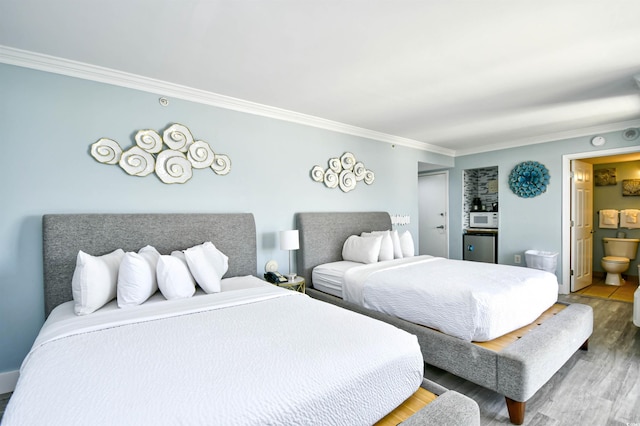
left=464, top=228, right=498, bottom=234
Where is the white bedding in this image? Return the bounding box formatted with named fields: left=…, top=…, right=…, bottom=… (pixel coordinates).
left=314, top=256, right=559, bottom=341
left=4, top=276, right=423, bottom=426
left=312, top=260, right=363, bottom=297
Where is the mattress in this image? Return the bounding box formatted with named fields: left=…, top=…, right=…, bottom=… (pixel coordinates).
left=312, top=260, right=362, bottom=297
left=314, top=256, right=559, bottom=341
left=4, top=276, right=423, bottom=426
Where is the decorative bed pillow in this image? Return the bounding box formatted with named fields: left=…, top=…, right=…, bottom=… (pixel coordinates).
left=156, top=252, right=196, bottom=300
left=117, top=245, right=161, bottom=307
left=400, top=231, right=415, bottom=257
left=184, top=241, right=229, bottom=293
left=361, top=231, right=393, bottom=261
left=342, top=235, right=382, bottom=264
left=390, top=230, right=404, bottom=259
left=72, top=248, right=125, bottom=315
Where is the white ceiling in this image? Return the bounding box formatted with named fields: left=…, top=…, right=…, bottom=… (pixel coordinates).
left=2, top=1, right=640, bottom=156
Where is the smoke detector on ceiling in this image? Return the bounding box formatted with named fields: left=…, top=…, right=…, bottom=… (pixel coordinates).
left=622, top=128, right=639, bottom=141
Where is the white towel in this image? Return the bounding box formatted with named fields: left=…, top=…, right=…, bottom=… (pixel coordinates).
left=621, top=209, right=640, bottom=228
left=599, top=210, right=619, bottom=229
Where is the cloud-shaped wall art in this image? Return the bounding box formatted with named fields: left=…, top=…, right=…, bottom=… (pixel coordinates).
left=90, top=123, right=231, bottom=184
left=310, top=152, right=374, bottom=193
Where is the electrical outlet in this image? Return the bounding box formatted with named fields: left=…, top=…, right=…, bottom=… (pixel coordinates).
left=514, top=254, right=521, bottom=264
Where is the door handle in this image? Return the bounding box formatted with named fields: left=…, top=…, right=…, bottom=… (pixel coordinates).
left=436, top=225, right=445, bottom=229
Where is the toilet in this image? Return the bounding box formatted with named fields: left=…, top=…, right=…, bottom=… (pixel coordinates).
left=601, top=237, right=640, bottom=286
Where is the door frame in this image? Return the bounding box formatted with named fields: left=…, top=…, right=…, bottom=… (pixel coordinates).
left=418, top=170, right=449, bottom=258
left=562, top=146, right=640, bottom=294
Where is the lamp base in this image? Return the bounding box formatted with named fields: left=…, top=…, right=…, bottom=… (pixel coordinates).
left=285, top=273, right=297, bottom=282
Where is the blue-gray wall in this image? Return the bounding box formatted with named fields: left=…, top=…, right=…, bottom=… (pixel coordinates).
left=0, top=63, right=451, bottom=373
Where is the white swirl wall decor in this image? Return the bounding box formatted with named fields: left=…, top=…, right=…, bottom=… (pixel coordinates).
left=210, top=154, right=231, bottom=176
left=119, top=146, right=155, bottom=176
left=339, top=170, right=357, bottom=192
left=187, top=141, right=215, bottom=169
left=91, top=138, right=122, bottom=165
left=328, top=158, right=342, bottom=173
left=311, top=152, right=374, bottom=192
left=324, top=170, right=339, bottom=188
left=163, top=123, right=194, bottom=152
left=156, top=150, right=193, bottom=184
left=363, top=169, right=375, bottom=185
left=353, top=162, right=366, bottom=181
left=310, top=166, right=325, bottom=182
left=341, top=152, right=356, bottom=170
left=135, top=129, right=163, bottom=154
left=89, top=123, right=231, bottom=184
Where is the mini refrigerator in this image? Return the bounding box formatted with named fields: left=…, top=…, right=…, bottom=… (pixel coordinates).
left=463, top=233, right=497, bottom=263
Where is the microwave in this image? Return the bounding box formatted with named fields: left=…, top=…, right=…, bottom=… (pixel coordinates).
left=469, top=212, right=498, bottom=229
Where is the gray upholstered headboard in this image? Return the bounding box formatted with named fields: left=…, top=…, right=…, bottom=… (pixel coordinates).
left=295, top=212, right=392, bottom=287
left=42, top=213, right=257, bottom=317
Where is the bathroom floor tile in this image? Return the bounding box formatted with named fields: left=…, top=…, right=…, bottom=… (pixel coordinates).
left=575, top=280, right=637, bottom=303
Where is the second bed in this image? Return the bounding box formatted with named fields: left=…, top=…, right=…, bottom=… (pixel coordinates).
left=296, top=211, right=594, bottom=425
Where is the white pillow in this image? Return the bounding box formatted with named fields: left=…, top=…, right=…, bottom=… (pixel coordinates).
left=342, top=235, right=382, bottom=264
left=184, top=241, right=229, bottom=293
left=390, top=230, right=404, bottom=259
left=400, top=231, right=415, bottom=257
left=361, top=231, right=393, bottom=261
left=72, top=249, right=125, bottom=315
left=117, top=245, right=161, bottom=307
left=156, top=252, right=196, bottom=300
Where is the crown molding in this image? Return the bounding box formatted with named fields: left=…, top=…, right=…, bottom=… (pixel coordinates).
left=0, top=45, right=455, bottom=157
left=454, top=118, right=640, bottom=157
left=4, top=45, right=634, bottom=159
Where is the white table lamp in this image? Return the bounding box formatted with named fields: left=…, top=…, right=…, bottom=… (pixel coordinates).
left=279, top=230, right=299, bottom=281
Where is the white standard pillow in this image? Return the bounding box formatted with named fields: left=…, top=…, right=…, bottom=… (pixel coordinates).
left=117, top=245, right=161, bottom=307
left=390, top=229, right=404, bottom=259
left=72, top=248, right=125, bottom=315
left=400, top=231, right=415, bottom=257
left=156, top=251, right=196, bottom=300
left=342, top=235, right=383, bottom=264
left=361, top=231, right=394, bottom=261
left=184, top=241, right=229, bottom=293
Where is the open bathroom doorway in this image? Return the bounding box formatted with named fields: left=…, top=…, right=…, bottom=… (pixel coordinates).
left=562, top=146, right=640, bottom=294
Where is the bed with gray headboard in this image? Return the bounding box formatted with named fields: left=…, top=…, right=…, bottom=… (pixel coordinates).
left=296, top=211, right=594, bottom=425
left=42, top=213, right=258, bottom=316
left=3, top=212, right=482, bottom=425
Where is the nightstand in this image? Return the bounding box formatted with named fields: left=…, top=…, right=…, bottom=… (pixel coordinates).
left=275, top=276, right=305, bottom=293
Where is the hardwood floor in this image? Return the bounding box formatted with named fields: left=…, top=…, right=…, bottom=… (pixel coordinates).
left=424, top=294, right=640, bottom=425
left=1, top=295, right=637, bottom=425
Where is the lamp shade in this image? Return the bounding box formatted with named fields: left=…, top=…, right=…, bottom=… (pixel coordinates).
left=279, top=230, right=299, bottom=251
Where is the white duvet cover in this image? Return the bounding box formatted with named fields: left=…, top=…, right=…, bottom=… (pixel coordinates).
left=319, top=256, right=558, bottom=342
left=4, top=276, right=423, bottom=426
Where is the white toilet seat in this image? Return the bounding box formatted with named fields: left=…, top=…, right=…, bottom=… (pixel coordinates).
left=602, top=256, right=629, bottom=264
left=601, top=256, right=630, bottom=286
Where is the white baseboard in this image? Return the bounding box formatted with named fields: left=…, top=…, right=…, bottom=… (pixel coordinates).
left=0, top=370, right=19, bottom=394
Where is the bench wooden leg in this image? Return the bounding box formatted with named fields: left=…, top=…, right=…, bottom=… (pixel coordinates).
left=505, top=397, right=525, bottom=425
left=580, top=338, right=589, bottom=351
